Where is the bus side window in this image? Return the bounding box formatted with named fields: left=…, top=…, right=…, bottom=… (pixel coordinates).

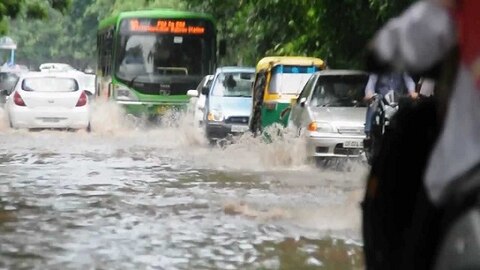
left=99, top=27, right=114, bottom=76
left=107, top=29, right=114, bottom=74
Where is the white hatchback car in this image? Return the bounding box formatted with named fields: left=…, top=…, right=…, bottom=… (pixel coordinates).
left=4, top=72, right=91, bottom=131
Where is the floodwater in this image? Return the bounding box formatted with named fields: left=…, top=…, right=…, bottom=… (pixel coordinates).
left=0, top=102, right=368, bottom=269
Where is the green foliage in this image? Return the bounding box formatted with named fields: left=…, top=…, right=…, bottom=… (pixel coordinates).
left=0, top=0, right=71, bottom=35
left=7, top=0, right=416, bottom=70
left=186, top=0, right=416, bottom=68
left=49, top=0, right=72, bottom=13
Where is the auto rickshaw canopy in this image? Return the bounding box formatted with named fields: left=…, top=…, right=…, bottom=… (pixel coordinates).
left=255, top=56, right=326, bottom=72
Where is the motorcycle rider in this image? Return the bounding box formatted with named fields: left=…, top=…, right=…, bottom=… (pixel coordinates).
left=364, top=71, right=417, bottom=138
left=363, top=72, right=418, bottom=164
left=362, top=0, right=480, bottom=269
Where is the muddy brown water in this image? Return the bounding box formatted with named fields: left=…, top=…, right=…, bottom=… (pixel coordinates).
left=0, top=107, right=367, bottom=269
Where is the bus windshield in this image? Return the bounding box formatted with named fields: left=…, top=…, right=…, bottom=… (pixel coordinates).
left=269, top=65, right=319, bottom=95
left=116, top=18, right=214, bottom=83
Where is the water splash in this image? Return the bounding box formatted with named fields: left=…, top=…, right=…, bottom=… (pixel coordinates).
left=85, top=102, right=310, bottom=171
left=158, top=108, right=207, bottom=147
left=290, top=190, right=364, bottom=233
left=3, top=99, right=366, bottom=175
left=89, top=100, right=137, bottom=135
left=180, top=124, right=309, bottom=172
left=0, top=107, right=10, bottom=131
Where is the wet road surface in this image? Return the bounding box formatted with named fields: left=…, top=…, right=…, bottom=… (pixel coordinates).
left=0, top=109, right=367, bottom=269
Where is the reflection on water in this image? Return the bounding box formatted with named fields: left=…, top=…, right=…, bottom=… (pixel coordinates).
left=0, top=102, right=367, bottom=269
left=255, top=238, right=363, bottom=269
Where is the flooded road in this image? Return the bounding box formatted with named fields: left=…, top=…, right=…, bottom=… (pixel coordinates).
left=0, top=107, right=367, bottom=269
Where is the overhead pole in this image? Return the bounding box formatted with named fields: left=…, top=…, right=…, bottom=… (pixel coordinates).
left=10, top=49, right=15, bottom=65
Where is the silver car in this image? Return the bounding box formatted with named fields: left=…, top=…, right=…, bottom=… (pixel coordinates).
left=204, top=67, right=255, bottom=143
left=288, top=70, right=369, bottom=158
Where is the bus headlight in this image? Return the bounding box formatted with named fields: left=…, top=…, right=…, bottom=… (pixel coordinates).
left=115, top=85, right=139, bottom=101
left=207, top=110, right=224, bottom=121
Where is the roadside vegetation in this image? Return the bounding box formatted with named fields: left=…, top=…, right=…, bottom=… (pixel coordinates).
left=2, top=0, right=414, bottom=69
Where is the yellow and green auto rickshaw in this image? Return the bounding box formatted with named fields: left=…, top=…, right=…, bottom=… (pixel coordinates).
left=249, top=56, right=326, bottom=134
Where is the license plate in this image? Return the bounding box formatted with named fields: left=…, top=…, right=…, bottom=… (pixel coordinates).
left=231, top=125, right=249, bottom=133
left=44, top=119, right=60, bottom=123
left=343, top=140, right=363, bottom=148
left=38, top=117, right=63, bottom=123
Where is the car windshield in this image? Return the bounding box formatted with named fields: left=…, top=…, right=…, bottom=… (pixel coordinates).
left=22, top=77, right=79, bottom=92
left=211, top=72, right=254, bottom=97
left=310, top=74, right=368, bottom=107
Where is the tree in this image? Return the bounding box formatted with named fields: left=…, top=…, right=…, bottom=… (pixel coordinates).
left=7, top=0, right=416, bottom=70
left=0, top=0, right=71, bottom=34
left=185, top=0, right=416, bottom=68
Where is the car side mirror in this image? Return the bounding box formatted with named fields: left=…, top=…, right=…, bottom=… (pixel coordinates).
left=201, top=86, right=210, bottom=96
left=219, top=39, right=227, bottom=57
left=187, top=89, right=199, bottom=97
left=299, top=97, right=307, bottom=107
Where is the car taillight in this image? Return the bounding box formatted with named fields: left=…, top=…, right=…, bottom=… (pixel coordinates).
left=76, top=91, right=87, bottom=107
left=13, top=91, right=26, bottom=106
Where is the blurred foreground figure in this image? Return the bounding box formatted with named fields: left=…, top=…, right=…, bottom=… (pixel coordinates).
left=362, top=0, right=480, bottom=269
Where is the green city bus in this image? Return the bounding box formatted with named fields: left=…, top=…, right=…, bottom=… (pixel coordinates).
left=96, top=9, right=219, bottom=117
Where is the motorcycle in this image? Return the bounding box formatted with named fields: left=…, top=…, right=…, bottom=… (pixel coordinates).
left=364, top=90, right=401, bottom=165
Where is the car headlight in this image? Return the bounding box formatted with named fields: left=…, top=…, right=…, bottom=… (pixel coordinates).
left=115, top=85, right=139, bottom=101
left=307, top=121, right=334, bottom=133
left=207, top=110, right=224, bottom=121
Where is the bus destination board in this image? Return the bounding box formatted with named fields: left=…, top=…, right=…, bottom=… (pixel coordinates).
left=129, top=19, right=205, bottom=35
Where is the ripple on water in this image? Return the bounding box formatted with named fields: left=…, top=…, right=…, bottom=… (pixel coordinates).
left=0, top=104, right=366, bottom=269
